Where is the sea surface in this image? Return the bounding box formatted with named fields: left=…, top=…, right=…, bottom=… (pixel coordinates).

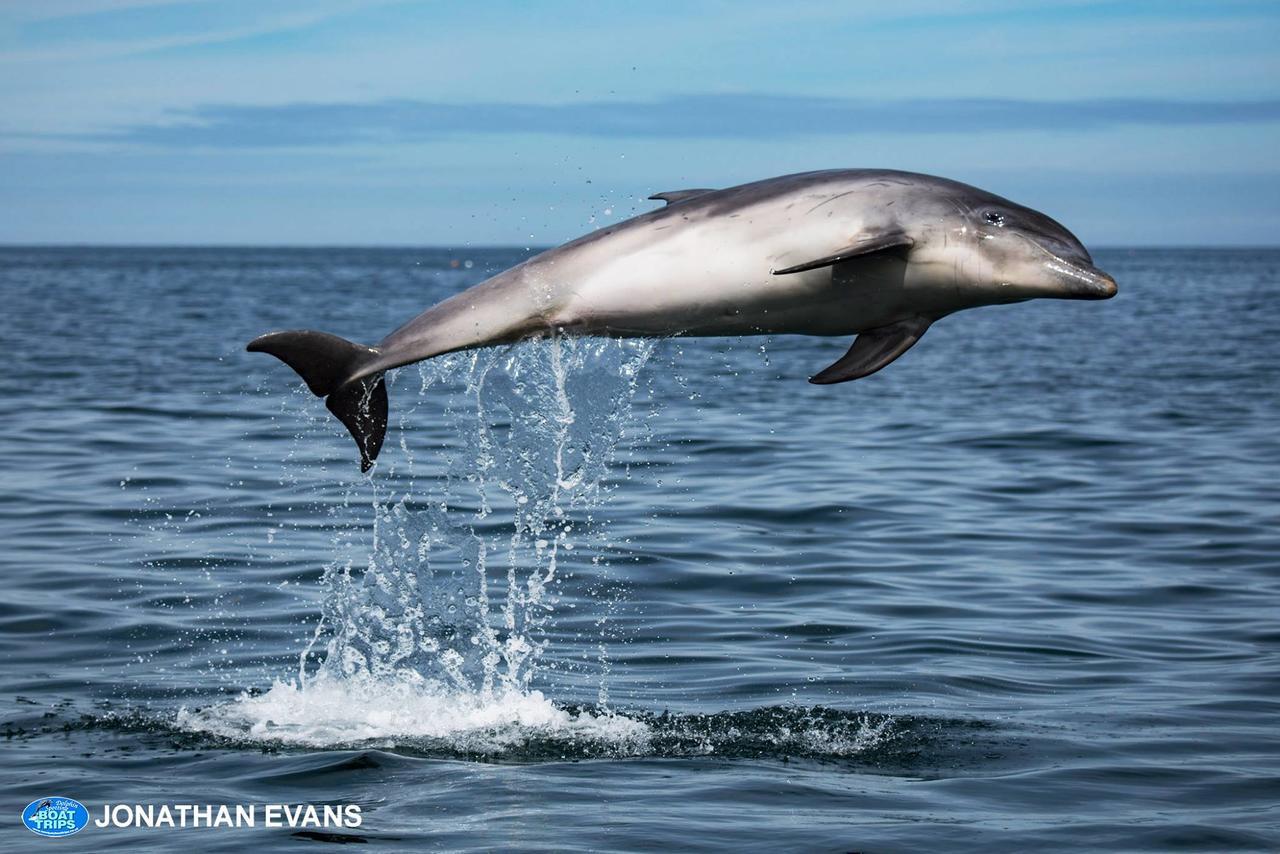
left=1, top=246, right=1277, bottom=852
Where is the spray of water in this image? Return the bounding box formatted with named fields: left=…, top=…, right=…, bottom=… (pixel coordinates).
left=181, top=336, right=659, bottom=749
left=323, top=334, right=654, bottom=686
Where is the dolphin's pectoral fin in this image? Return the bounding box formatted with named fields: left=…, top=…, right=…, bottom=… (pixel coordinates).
left=772, top=232, right=913, bottom=275
left=648, top=189, right=717, bottom=205
left=810, top=316, right=932, bottom=384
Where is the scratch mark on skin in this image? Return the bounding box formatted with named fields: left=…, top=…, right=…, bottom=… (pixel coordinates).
left=807, top=189, right=860, bottom=214
left=945, top=196, right=970, bottom=220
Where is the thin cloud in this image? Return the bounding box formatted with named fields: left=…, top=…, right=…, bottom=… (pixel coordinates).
left=95, top=94, right=1280, bottom=147
left=1, top=0, right=203, bottom=23
left=1, top=12, right=341, bottom=64
left=0, top=0, right=403, bottom=63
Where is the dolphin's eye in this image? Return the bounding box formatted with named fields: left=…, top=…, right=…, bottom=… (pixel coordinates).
left=983, top=211, right=1006, bottom=227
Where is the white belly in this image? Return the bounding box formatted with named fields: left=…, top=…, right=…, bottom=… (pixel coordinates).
left=548, top=251, right=911, bottom=338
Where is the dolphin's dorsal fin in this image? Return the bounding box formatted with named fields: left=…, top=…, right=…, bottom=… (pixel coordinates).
left=810, top=316, right=932, bottom=384
left=648, top=188, right=717, bottom=205
left=772, top=232, right=913, bottom=275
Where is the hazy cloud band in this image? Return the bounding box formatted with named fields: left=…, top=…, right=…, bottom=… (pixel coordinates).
left=101, top=94, right=1280, bottom=147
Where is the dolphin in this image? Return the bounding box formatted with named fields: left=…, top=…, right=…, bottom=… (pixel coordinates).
left=248, top=169, right=1117, bottom=471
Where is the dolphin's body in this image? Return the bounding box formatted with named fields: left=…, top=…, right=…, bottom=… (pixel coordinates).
left=249, top=169, right=1116, bottom=470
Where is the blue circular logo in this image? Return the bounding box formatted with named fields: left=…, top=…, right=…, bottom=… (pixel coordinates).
left=21, top=797, right=89, bottom=838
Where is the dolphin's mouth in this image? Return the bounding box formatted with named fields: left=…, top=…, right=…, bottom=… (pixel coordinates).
left=1014, top=232, right=1118, bottom=301
left=1050, top=260, right=1118, bottom=300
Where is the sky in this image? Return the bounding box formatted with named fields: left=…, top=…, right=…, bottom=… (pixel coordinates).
left=1, top=0, right=1277, bottom=246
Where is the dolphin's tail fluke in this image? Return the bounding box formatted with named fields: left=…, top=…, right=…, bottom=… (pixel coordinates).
left=247, top=330, right=388, bottom=472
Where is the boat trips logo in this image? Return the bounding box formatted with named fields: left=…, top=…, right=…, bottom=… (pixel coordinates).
left=21, top=796, right=89, bottom=837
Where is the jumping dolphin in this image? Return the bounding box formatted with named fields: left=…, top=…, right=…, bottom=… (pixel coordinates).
left=248, top=169, right=1117, bottom=471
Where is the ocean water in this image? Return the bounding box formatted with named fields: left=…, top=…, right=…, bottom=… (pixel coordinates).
left=1, top=246, right=1277, bottom=851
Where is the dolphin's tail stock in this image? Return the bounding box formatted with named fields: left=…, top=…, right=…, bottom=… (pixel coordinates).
left=247, top=330, right=388, bottom=472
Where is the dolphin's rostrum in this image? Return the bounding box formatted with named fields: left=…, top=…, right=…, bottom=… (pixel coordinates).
left=248, top=169, right=1117, bottom=471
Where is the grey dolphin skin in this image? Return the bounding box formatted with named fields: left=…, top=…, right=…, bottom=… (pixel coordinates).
left=248, top=169, right=1117, bottom=471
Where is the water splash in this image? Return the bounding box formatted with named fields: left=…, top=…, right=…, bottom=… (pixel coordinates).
left=176, top=674, right=653, bottom=754
left=185, top=336, right=658, bottom=746
left=319, top=335, right=655, bottom=691
left=174, top=681, right=908, bottom=762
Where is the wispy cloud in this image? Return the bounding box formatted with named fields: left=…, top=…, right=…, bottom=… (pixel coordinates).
left=0, top=0, right=401, bottom=63
left=94, top=94, right=1280, bottom=147
left=1, top=0, right=204, bottom=23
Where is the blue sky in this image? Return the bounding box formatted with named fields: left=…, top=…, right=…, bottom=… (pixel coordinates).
left=1, top=0, right=1277, bottom=246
